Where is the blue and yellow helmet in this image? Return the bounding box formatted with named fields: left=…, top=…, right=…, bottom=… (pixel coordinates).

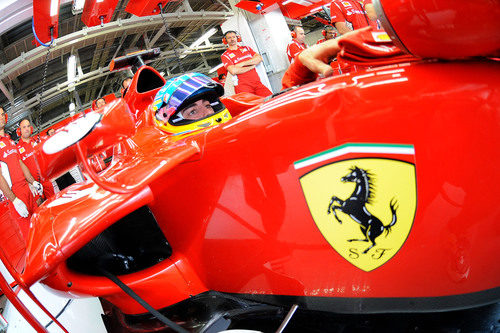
left=152, top=73, right=231, bottom=134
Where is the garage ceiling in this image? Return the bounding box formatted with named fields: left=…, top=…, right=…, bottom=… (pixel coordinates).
left=0, top=0, right=233, bottom=136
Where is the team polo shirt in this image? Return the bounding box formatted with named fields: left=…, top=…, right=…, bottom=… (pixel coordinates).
left=221, top=46, right=261, bottom=83
left=317, top=38, right=327, bottom=44
left=0, top=136, right=25, bottom=188
left=286, top=40, right=307, bottom=63
left=17, top=139, right=39, bottom=179
left=281, top=56, right=318, bottom=89
left=330, top=0, right=375, bottom=31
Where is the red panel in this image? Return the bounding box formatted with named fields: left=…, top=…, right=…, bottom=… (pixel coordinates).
left=379, top=0, right=500, bottom=58
left=32, top=0, right=60, bottom=45
left=236, top=0, right=331, bottom=19
left=0, top=202, right=25, bottom=272
left=81, top=0, right=120, bottom=27
left=120, top=65, right=166, bottom=120
left=220, top=92, right=265, bottom=117
left=279, top=0, right=330, bottom=19
left=125, top=0, right=179, bottom=17
left=235, top=1, right=265, bottom=14
left=16, top=59, right=500, bottom=319
left=35, top=99, right=136, bottom=181
left=42, top=253, right=206, bottom=314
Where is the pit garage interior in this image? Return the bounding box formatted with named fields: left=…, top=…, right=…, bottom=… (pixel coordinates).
left=0, top=0, right=328, bottom=139
left=0, top=0, right=499, bottom=332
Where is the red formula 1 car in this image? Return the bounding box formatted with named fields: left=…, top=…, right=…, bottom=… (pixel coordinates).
left=1, top=0, right=499, bottom=332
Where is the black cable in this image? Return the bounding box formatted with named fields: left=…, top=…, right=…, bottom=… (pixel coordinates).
left=98, top=267, right=189, bottom=333
left=45, top=299, right=72, bottom=328
left=37, top=45, right=51, bottom=133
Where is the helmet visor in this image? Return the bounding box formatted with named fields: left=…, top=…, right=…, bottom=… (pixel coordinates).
left=169, top=90, right=226, bottom=126
left=162, top=73, right=223, bottom=110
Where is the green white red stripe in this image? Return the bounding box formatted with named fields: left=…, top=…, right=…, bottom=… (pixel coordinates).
left=294, top=143, right=415, bottom=170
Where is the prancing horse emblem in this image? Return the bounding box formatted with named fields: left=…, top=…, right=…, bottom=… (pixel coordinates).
left=327, top=166, right=398, bottom=254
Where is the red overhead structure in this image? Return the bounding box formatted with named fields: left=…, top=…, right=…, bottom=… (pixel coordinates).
left=32, top=0, right=60, bottom=45
left=236, top=0, right=331, bottom=19
left=125, top=0, right=181, bottom=17
left=81, top=0, right=120, bottom=27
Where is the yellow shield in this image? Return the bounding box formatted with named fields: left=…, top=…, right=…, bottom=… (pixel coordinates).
left=300, top=158, right=416, bottom=271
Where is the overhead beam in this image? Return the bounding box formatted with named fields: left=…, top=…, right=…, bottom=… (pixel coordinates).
left=150, top=26, right=167, bottom=47
left=0, top=80, right=14, bottom=102
left=7, top=44, right=226, bottom=116
left=0, top=10, right=233, bottom=82
left=143, top=32, right=151, bottom=50
left=215, top=0, right=232, bottom=12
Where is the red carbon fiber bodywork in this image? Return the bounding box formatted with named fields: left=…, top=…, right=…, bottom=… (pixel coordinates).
left=20, top=59, right=500, bottom=315
left=376, top=0, right=500, bottom=58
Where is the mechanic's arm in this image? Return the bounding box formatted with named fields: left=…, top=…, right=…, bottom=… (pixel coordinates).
left=19, top=160, right=36, bottom=184
left=226, top=64, right=256, bottom=75
left=298, top=40, right=340, bottom=78
left=0, top=167, right=30, bottom=217
left=334, top=22, right=352, bottom=35
left=298, top=27, right=371, bottom=77
left=365, top=4, right=378, bottom=21
left=0, top=173, right=16, bottom=202
left=238, top=53, right=263, bottom=67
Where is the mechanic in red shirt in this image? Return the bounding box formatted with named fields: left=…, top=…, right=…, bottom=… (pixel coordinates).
left=17, top=118, right=55, bottom=203
left=330, top=0, right=378, bottom=35
left=316, top=25, right=337, bottom=44
left=0, top=107, right=43, bottom=240
left=282, top=27, right=373, bottom=89
left=221, top=31, right=272, bottom=97
left=282, top=27, right=418, bottom=89
left=286, top=26, right=307, bottom=63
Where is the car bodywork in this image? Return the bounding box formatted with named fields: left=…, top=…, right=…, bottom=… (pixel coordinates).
left=0, top=0, right=499, bottom=332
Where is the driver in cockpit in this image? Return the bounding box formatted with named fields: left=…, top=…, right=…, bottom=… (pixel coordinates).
left=152, top=73, right=232, bottom=134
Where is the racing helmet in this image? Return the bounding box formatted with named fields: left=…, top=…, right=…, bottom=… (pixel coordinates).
left=152, top=73, right=231, bottom=134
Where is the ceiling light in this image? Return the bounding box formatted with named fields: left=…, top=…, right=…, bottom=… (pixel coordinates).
left=50, top=0, right=60, bottom=17
left=67, top=55, right=76, bottom=91
left=72, top=0, right=85, bottom=14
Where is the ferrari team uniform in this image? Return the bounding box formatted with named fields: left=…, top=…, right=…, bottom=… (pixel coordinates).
left=330, top=0, right=378, bottom=31
left=17, top=138, right=54, bottom=200
left=221, top=46, right=272, bottom=97
left=282, top=28, right=419, bottom=89
left=316, top=38, right=327, bottom=44
left=0, top=136, right=36, bottom=239
left=286, top=39, right=307, bottom=63
left=282, top=56, right=318, bottom=90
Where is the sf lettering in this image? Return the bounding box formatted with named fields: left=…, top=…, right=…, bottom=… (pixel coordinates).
left=349, top=248, right=391, bottom=260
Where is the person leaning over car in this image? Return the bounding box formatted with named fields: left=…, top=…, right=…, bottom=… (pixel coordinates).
left=330, top=0, right=378, bottom=35
left=282, top=27, right=372, bottom=89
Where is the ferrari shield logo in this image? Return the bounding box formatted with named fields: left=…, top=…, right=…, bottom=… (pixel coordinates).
left=297, top=144, right=417, bottom=272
